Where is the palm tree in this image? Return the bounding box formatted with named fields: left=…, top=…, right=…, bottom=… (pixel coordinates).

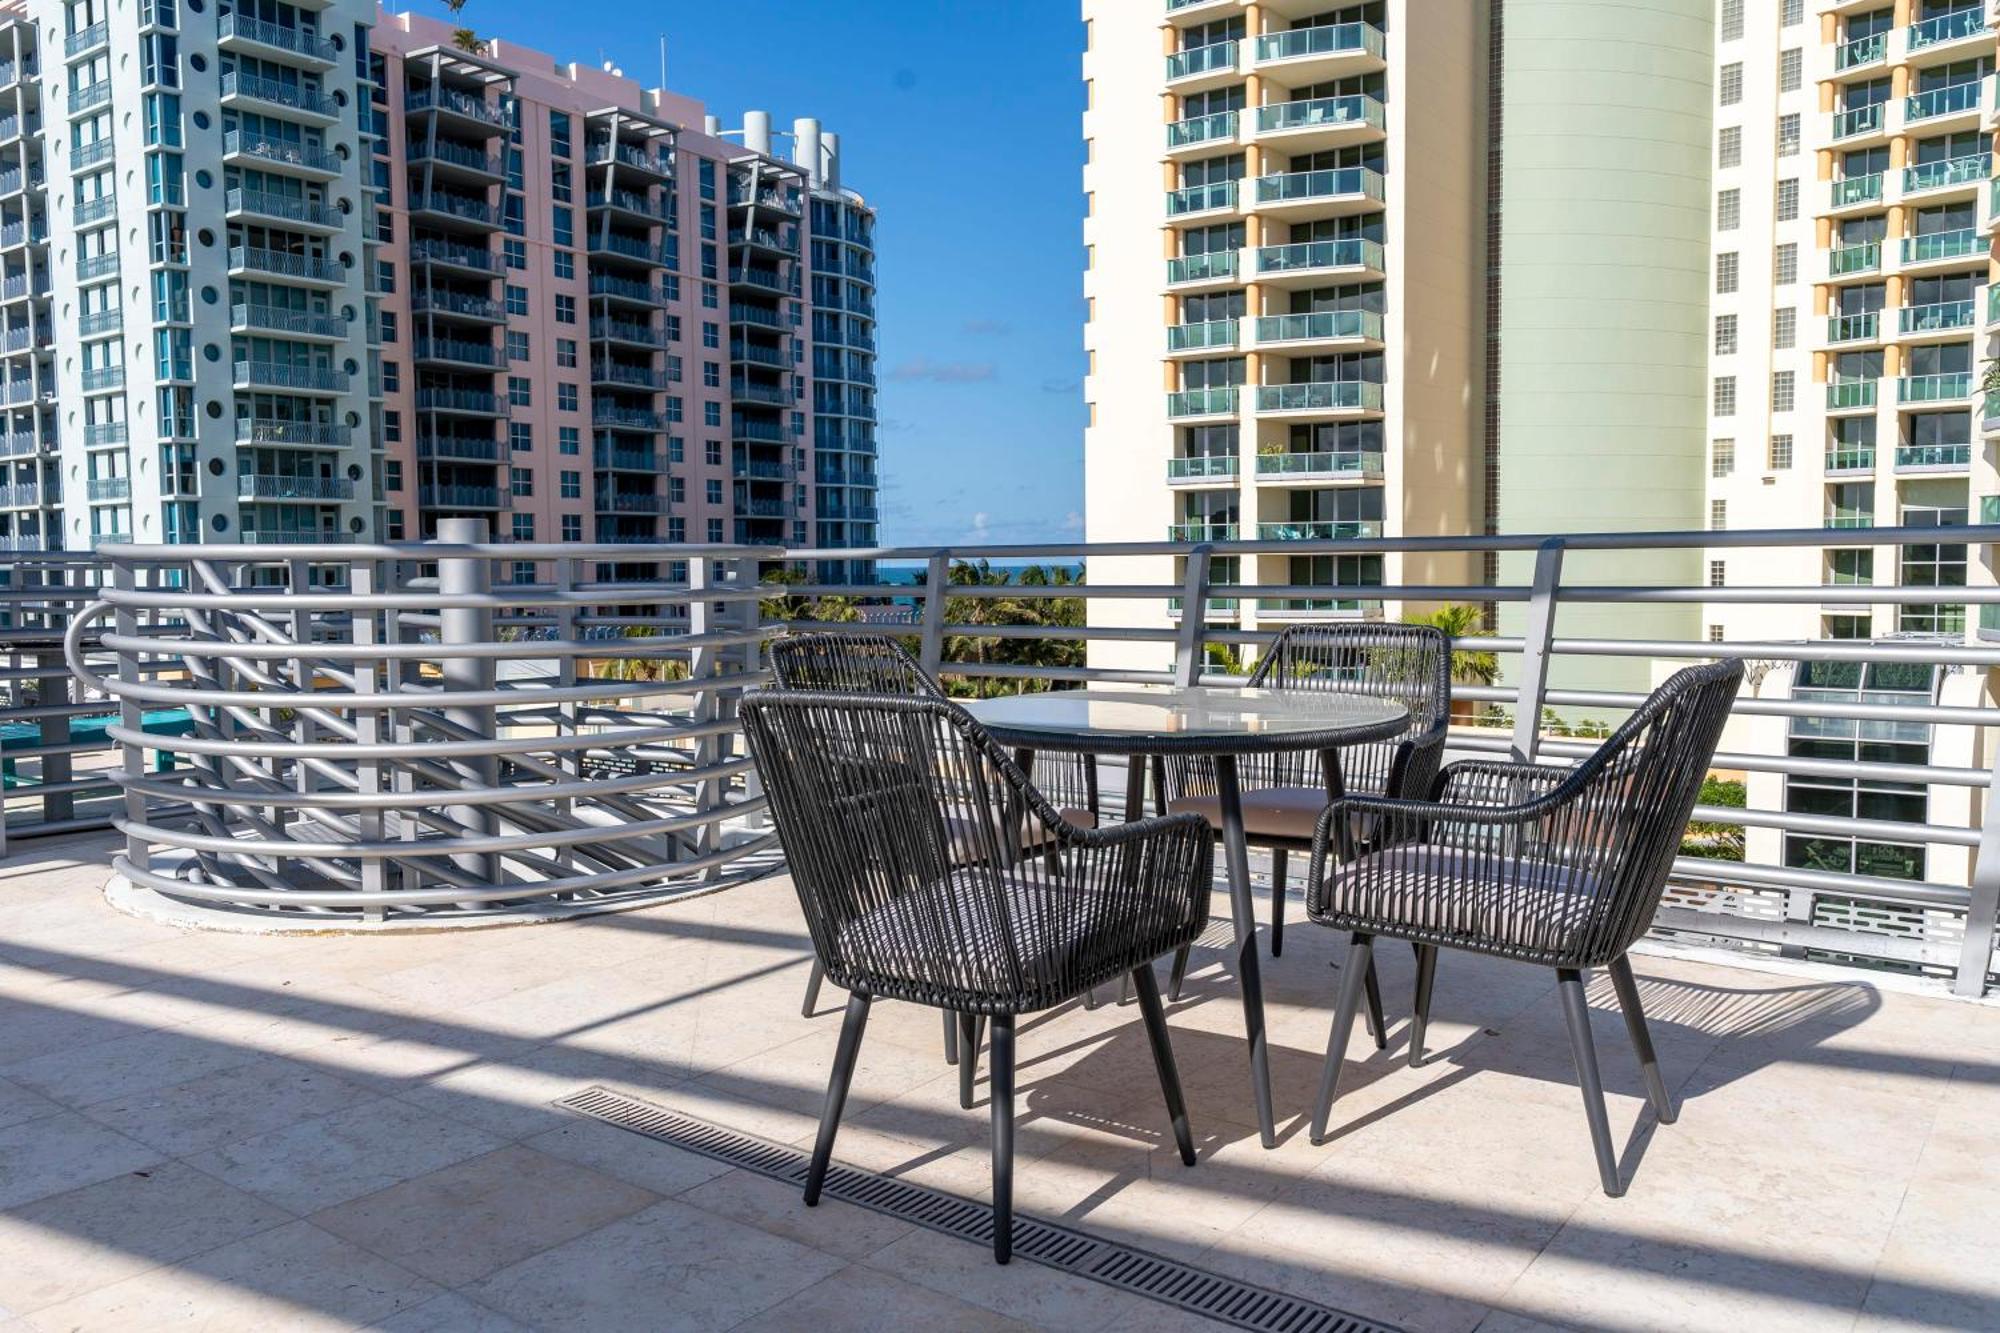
left=1404, top=603, right=1498, bottom=723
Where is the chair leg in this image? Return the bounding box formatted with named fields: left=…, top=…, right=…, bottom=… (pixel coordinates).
left=1362, top=955, right=1388, bottom=1051
left=1607, top=954, right=1677, bottom=1125
left=1557, top=968, right=1623, bottom=1198
left=943, top=1009, right=959, bottom=1066
left=804, top=992, right=870, bottom=1206
left=1310, top=933, right=1374, bottom=1145
left=1269, top=847, right=1287, bottom=958
left=1409, top=944, right=1438, bottom=1069
left=958, top=1012, right=981, bottom=1109
left=801, top=960, right=824, bottom=1019
left=1167, top=943, right=1192, bottom=1001
left=1130, top=963, right=1196, bottom=1166
left=989, top=1015, right=1017, bottom=1264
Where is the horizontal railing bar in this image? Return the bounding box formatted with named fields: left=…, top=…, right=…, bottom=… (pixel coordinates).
left=1650, top=907, right=1955, bottom=967
left=1686, top=803, right=1979, bottom=847
left=1445, top=730, right=1992, bottom=787
left=1539, top=686, right=2000, bottom=728
left=1545, top=636, right=2000, bottom=667
left=1668, top=855, right=1970, bottom=908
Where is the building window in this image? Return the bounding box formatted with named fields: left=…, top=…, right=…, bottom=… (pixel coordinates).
left=1773, top=308, right=1796, bottom=349
left=505, top=330, right=529, bottom=362
left=387, top=510, right=404, bottom=540
left=1769, top=434, right=1793, bottom=469
left=704, top=440, right=722, bottom=465
left=1714, top=314, right=1737, bottom=355
left=505, top=285, right=528, bottom=316
left=379, top=311, right=397, bottom=344
left=1772, top=371, right=1795, bottom=413
left=1712, top=438, right=1735, bottom=477
left=1777, top=113, right=1799, bottom=156
left=1774, top=243, right=1797, bottom=285
left=1708, top=625, right=1725, bottom=644
left=703, top=402, right=722, bottom=427
left=1719, top=63, right=1742, bottom=106
left=384, top=411, right=401, bottom=443
left=511, top=468, right=533, bottom=497
left=1720, top=0, right=1743, bottom=40
left=1716, top=252, right=1738, bottom=293
left=1710, top=499, right=1727, bottom=530
left=705, top=479, right=723, bottom=505
left=703, top=362, right=721, bottom=388
left=1716, top=188, right=1740, bottom=230
left=562, top=514, right=582, bottom=541
left=1782, top=0, right=1802, bottom=23
left=384, top=460, right=402, bottom=492
left=555, top=295, right=576, bottom=324
left=557, top=382, right=578, bottom=412
left=1713, top=376, right=1736, bottom=415
left=702, top=321, right=720, bottom=349
left=503, top=238, right=526, bottom=270
left=1718, top=126, right=1741, bottom=168
left=559, top=427, right=580, bottom=455
left=1779, top=48, right=1801, bottom=92
left=553, top=251, right=575, bottom=281
left=1709, top=560, right=1726, bottom=588
left=708, top=518, right=725, bottom=542
left=512, top=513, right=534, bottom=541
left=510, top=422, right=532, bottom=452
left=560, top=470, right=581, bottom=499
left=508, top=376, right=531, bottom=407
left=1775, top=178, right=1798, bottom=222
left=556, top=338, right=577, bottom=368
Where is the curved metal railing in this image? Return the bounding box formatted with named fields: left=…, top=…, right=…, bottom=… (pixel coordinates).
left=69, top=533, right=779, bottom=925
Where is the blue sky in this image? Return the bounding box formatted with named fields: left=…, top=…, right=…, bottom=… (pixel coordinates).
left=395, top=0, right=1089, bottom=547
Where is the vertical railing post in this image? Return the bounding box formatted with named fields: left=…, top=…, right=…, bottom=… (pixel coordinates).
left=551, top=555, right=580, bottom=880
left=1172, top=544, right=1214, bottom=688
left=33, top=561, right=73, bottom=831
left=110, top=551, right=149, bottom=878
left=918, top=550, right=950, bottom=680
left=687, top=554, right=725, bottom=878
left=435, top=518, right=497, bottom=888
left=1957, top=738, right=2000, bottom=996
left=350, top=559, right=386, bottom=922
left=736, top=556, right=768, bottom=829
left=1509, top=537, right=1566, bottom=763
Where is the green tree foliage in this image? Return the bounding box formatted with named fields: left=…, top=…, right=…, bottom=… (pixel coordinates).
left=937, top=561, right=1085, bottom=698
left=1681, top=776, right=1746, bottom=861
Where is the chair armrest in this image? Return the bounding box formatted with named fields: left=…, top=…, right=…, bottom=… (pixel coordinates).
left=1430, top=757, right=1571, bottom=808
left=1305, top=780, right=1582, bottom=911
left=1388, top=729, right=1448, bottom=800
left=1063, top=811, right=1215, bottom=927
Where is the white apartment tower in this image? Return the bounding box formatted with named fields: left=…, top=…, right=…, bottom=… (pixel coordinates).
left=1083, top=1, right=1486, bottom=670
left=0, top=7, right=52, bottom=555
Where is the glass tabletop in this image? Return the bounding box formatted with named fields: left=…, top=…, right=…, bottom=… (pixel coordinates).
left=961, top=684, right=1409, bottom=755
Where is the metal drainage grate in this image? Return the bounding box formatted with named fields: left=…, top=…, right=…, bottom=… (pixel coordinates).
left=558, top=1085, right=1402, bottom=1333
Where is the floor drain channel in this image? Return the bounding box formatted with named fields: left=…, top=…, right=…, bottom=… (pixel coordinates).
left=558, top=1085, right=1402, bottom=1333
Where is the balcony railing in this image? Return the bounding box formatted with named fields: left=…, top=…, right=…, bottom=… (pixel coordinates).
left=1902, top=153, right=1989, bottom=193
left=419, top=484, right=511, bottom=510
left=1825, top=446, right=1875, bottom=473
left=1832, top=102, right=1884, bottom=139
left=409, top=139, right=506, bottom=176
left=1900, top=228, right=1982, bottom=263
left=233, top=361, right=350, bottom=393
left=1827, top=379, right=1877, bottom=409
left=1905, top=81, right=1981, bottom=122
left=1165, top=40, right=1236, bottom=81
left=1167, top=320, right=1239, bottom=351
left=238, top=473, right=355, bottom=501
left=1828, top=242, right=1881, bottom=275
left=1254, top=449, right=1384, bottom=479
left=1253, top=310, right=1383, bottom=345
left=410, top=239, right=497, bottom=273
left=231, top=304, right=347, bottom=339
left=1834, top=31, right=1886, bottom=68
left=405, top=87, right=509, bottom=129
left=1167, top=111, right=1238, bottom=149
left=1166, top=455, right=1238, bottom=481
left=1254, top=381, right=1385, bottom=413
left=1166, top=521, right=1238, bottom=541
left=220, top=72, right=338, bottom=119
left=1254, top=238, right=1384, bottom=276
left=1829, top=174, right=1882, bottom=208
left=1899, top=300, right=1976, bottom=334
left=1253, top=167, right=1385, bottom=206
left=1253, top=21, right=1385, bottom=64
left=1907, top=7, right=1987, bottom=50
left=1166, top=251, right=1238, bottom=284
left=1255, top=95, right=1385, bottom=136
left=1897, top=371, right=1972, bottom=402
left=217, top=13, right=336, bottom=63
left=1894, top=443, right=1972, bottom=470
left=228, top=246, right=345, bottom=284
left=1827, top=312, right=1878, bottom=343
left=236, top=418, right=350, bottom=448
left=226, top=188, right=343, bottom=229
left=1166, top=181, right=1238, bottom=215
left=1256, top=520, right=1383, bottom=540
left=1166, top=387, right=1239, bottom=417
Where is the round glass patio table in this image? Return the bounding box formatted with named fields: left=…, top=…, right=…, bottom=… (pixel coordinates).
left=963, top=684, right=1408, bottom=1149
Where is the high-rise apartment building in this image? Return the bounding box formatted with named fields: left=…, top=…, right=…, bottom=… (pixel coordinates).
left=1082, top=0, right=1713, bottom=677
left=8, top=1, right=877, bottom=569
left=1702, top=0, right=1995, bottom=889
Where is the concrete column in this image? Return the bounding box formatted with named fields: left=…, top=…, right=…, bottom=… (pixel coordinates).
left=743, top=110, right=770, bottom=155
left=791, top=117, right=822, bottom=187
left=436, top=518, right=497, bottom=888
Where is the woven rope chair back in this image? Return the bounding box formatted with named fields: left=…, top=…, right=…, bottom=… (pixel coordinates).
left=741, top=691, right=1176, bottom=1012
left=767, top=631, right=936, bottom=697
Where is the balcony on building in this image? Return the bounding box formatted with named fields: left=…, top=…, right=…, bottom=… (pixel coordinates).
left=1896, top=371, right=1973, bottom=404
left=1252, top=94, right=1386, bottom=153
left=231, top=360, right=350, bottom=396
left=227, top=245, right=345, bottom=287
left=590, top=230, right=674, bottom=270
left=407, top=188, right=502, bottom=233
left=1255, top=595, right=1381, bottom=622
left=412, top=336, right=500, bottom=371
left=415, top=386, right=507, bottom=418
left=1827, top=172, right=1883, bottom=215
left=593, top=440, right=657, bottom=472
left=1894, top=442, right=1973, bottom=472
left=1827, top=378, right=1878, bottom=412
left=1898, top=299, right=1977, bottom=339
left=230, top=303, right=348, bottom=342
left=1166, top=520, right=1237, bottom=541
left=418, top=482, right=511, bottom=511
left=409, top=238, right=498, bottom=277
left=1901, top=151, right=1989, bottom=198
left=1166, top=319, right=1239, bottom=355
left=1903, top=79, right=1983, bottom=131
left=1166, top=249, right=1241, bottom=288
left=1830, top=100, right=1888, bottom=145
left=1166, top=387, right=1239, bottom=419
left=1252, top=309, right=1384, bottom=353
left=416, top=434, right=502, bottom=464
left=1835, top=29, right=1887, bottom=70
left=225, top=187, right=344, bottom=234
left=594, top=481, right=669, bottom=515
left=1251, top=20, right=1386, bottom=82
left=588, top=271, right=666, bottom=309
left=1165, top=594, right=1241, bottom=622
left=590, top=186, right=673, bottom=228
left=403, top=80, right=510, bottom=139
left=585, top=134, right=675, bottom=185
left=1252, top=166, right=1385, bottom=216
left=1255, top=519, right=1383, bottom=541
left=219, top=71, right=340, bottom=127
left=216, top=12, right=339, bottom=69
left=1253, top=238, right=1385, bottom=288
left=1254, top=380, right=1384, bottom=416
left=1905, top=5, right=1990, bottom=55
left=235, top=418, right=351, bottom=450
left=1164, top=38, right=1239, bottom=92
left=1824, top=445, right=1876, bottom=476
left=237, top=473, right=356, bottom=502
left=1253, top=448, right=1384, bottom=484
left=411, top=287, right=505, bottom=325
left=406, top=136, right=507, bottom=187
left=1827, top=240, right=1882, bottom=279
left=589, top=316, right=664, bottom=351
left=1166, top=454, right=1238, bottom=486
left=1165, top=109, right=1239, bottom=156
left=1165, top=180, right=1239, bottom=221
left=1826, top=311, right=1881, bottom=346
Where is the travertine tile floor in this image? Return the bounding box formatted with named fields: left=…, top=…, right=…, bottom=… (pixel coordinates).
left=0, top=830, right=1996, bottom=1331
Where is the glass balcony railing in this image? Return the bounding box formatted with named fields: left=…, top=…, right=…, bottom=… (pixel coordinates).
left=1255, top=596, right=1372, bottom=617
left=1830, top=174, right=1882, bottom=207
left=1827, top=379, right=1877, bottom=409
left=1895, top=443, right=1971, bottom=469
left=1902, top=153, right=1989, bottom=193
left=1988, top=285, right=2000, bottom=327
left=1834, top=32, right=1887, bottom=68
left=1254, top=450, right=1383, bottom=478
left=1255, top=95, right=1385, bottom=136
left=1825, top=508, right=1875, bottom=529
left=1905, top=82, right=1980, bottom=122
left=1254, top=238, right=1384, bottom=275
left=1166, top=596, right=1241, bottom=617
left=1832, top=102, right=1884, bottom=139
left=1253, top=22, right=1385, bottom=64
left=1167, top=250, right=1238, bottom=283
left=1253, top=310, right=1383, bottom=344
left=1255, top=520, right=1383, bottom=541
left=1167, top=111, right=1237, bottom=148
left=1898, top=372, right=1972, bottom=402
left=1907, top=7, right=1986, bottom=51
left=1166, top=40, right=1236, bottom=81
left=1167, top=521, right=1238, bottom=541
left=1986, top=387, right=2000, bottom=422
left=1167, top=387, right=1239, bottom=417
left=1825, top=447, right=1875, bottom=473
left=1253, top=167, right=1385, bottom=205
left=1166, top=181, right=1238, bottom=215
left=1254, top=381, right=1384, bottom=412
left=1900, top=300, right=1976, bottom=334
left=1827, top=311, right=1878, bottom=343
left=1166, top=455, right=1238, bottom=480
left=1900, top=228, right=1981, bottom=263
left=1828, top=242, right=1880, bottom=275
left=1167, top=320, right=1239, bottom=351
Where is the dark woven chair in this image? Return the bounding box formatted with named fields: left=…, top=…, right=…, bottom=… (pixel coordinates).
left=1157, top=624, right=1452, bottom=1022
left=741, top=690, right=1211, bottom=1263
left=768, top=632, right=1103, bottom=1040
left=1303, top=659, right=1743, bottom=1196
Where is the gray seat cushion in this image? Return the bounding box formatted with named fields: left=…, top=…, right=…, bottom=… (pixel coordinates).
left=834, top=868, right=1123, bottom=982
left=1318, top=843, right=1603, bottom=952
